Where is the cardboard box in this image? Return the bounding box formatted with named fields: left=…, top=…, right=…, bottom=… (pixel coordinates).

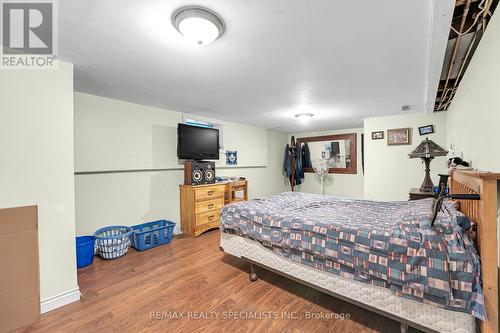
left=0, top=206, right=40, bottom=333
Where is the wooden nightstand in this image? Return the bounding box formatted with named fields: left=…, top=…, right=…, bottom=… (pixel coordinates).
left=408, top=188, right=438, bottom=201
left=224, top=180, right=248, bottom=204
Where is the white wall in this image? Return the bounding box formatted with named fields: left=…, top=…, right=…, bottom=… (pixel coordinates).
left=364, top=112, right=448, bottom=201
left=446, top=12, right=500, bottom=172
left=0, top=63, right=78, bottom=301
left=444, top=13, right=500, bottom=269
left=74, top=93, right=288, bottom=236
left=74, top=93, right=268, bottom=172
left=291, top=128, right=364, bottom=198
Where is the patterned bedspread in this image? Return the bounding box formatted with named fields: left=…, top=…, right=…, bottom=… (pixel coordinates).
left=220, top=192, right=485, bottom=320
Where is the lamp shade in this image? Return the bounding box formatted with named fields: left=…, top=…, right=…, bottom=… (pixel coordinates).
left=408, top=138, right=448, bottom=159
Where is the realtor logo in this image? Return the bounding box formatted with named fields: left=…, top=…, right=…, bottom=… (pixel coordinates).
left=1, top=0, right=57, bottom=68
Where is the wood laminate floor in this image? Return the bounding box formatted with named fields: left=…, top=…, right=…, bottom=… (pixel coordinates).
left=20, top=231, right=419, bottom=333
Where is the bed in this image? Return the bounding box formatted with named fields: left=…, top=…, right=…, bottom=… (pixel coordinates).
left=219, top=170, right=499, bottom=333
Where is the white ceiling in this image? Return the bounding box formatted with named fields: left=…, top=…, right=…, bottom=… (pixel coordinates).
left=60, top=0, right=454, bottom=133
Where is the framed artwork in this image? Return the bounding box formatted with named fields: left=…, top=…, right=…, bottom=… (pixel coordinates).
left=387, top=128, right=411, bottom=145
left=225, top=150, right=237, bottom=165
left=371, top=131, right=384, bottom=140
left=418, top=125, right=434, bottom=136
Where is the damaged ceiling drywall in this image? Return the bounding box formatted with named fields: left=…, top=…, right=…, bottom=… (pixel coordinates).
left=435, top=0, right=498, bottom=111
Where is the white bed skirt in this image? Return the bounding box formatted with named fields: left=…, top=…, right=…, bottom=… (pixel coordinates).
left=220, top=232, right=476, bottom=333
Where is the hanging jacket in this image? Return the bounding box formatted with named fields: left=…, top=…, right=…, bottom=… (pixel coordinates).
left=295, top=144, right=304, bottom=185
left=283, top=144, right=292, bottom=177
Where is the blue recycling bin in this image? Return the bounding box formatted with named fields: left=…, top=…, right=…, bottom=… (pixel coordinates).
left=76, top=236, right=95, bottom=268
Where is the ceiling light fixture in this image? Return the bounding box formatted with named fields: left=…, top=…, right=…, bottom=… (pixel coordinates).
left=172, top=6, right=224, bottom=45
left=294, top=113, right=314, bottom=119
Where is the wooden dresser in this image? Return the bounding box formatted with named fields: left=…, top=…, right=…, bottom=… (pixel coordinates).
left=179, top=183, right=226, bottom=237
left=179, top=180, right=248, bottom=237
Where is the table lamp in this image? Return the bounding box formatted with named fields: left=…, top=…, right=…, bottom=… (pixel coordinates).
left=408, top=138, right=448, bottom=192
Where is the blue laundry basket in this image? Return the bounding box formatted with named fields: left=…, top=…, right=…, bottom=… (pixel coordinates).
left=76, top=236, right=95, bottom=268
left=94, top=226, right=133, bottom=259
left=130, top=220, right=176, bottom=251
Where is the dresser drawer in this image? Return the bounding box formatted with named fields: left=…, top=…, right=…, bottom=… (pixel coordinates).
left=195, top=210, right=220, bottom=227
left=194, top=198, right=224, bottom=214
left=194, top=186, right=225, bottom=201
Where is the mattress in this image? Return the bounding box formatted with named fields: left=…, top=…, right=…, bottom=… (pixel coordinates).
left=220, top=192, right=485, bottom=320
left=220, top=232, right=476, bottom=333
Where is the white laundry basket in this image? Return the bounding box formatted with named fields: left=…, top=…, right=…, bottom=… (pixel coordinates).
left=93, top=226, right=133, bottom=259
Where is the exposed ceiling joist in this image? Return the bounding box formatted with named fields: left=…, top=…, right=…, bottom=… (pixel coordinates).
left=434, top=0, right=498, bottom=111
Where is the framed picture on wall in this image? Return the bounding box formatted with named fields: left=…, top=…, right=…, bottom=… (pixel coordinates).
left=418, top=125, right=434, bottom=135
left=371, top=131, right=384, bottom=140
left=225, top=150, right=238, bottom=165
left=387, top=128, right=411, bottom=145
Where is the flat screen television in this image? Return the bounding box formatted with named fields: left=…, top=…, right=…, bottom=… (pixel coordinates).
left=177, top=123, right=220, bottom=160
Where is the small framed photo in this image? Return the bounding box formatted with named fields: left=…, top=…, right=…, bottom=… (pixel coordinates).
left=387, top=128, right=411, bottom=146
left=371, top=131, right=384, bottom=140
left=225, top=151, right=237, bottom=165
left=418, top=125, right=434, bottom=136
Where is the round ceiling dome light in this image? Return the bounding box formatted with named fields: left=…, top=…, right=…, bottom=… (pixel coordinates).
left=294, top=113, right=314, bottom=119
left=172, top=6, right=224, bottom=45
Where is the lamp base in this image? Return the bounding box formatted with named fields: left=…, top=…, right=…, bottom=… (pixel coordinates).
left=419, top=157, right=434, bottom=193
left=419, top=185, right=434, bottom=193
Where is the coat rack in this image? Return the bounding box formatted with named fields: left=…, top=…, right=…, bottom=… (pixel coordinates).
left=289, top=136, right=297, bottom=191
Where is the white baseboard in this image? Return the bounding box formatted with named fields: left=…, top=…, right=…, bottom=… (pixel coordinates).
left=40, top=288, right=81, bottom=314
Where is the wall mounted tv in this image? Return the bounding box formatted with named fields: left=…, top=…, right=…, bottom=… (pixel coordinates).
left=177, top=123, right=220, bottom=160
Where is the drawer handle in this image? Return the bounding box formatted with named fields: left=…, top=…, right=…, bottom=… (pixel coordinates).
left=207, top=191, right=214, bottom=195
left=208, top=204, right=214, bottom=209
left=208, top=215, right=214, bottom=221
